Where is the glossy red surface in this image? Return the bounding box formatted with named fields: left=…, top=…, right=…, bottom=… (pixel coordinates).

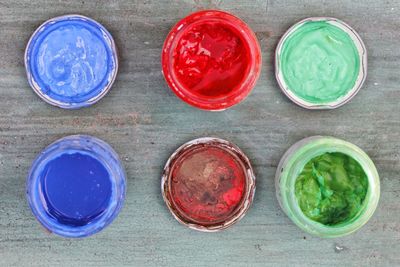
left=169, top=146, right=246, bottom=225
left=173, top=22, right=250, bottom=98
left=162, top=10, right=261, bottom=110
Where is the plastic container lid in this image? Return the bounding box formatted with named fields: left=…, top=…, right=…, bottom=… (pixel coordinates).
left=26, top=135, right=126, bottom=238
left=162, top=10, right=261, bottom=111
left=275, top=136, right=380, bottom=237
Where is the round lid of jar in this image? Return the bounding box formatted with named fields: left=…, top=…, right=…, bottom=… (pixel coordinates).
left=275, top=17, right=367, bottom=109
left=25, top=15, right=118, bottom=109
left=26, top=135, right=126, bottom=238
left=161, top=137, right=255, bottom=231
left=161, top=10, right=261, bottom=111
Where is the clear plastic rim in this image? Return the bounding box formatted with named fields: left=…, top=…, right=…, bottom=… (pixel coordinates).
left=24, top=14, right=119, bottom=109
left=275, top=136, right=380, bottom=238
left=161, top=137, right=256, bottom=232
left=275, top=17, right=367, bottom=109
left=161, top=10, right=262, bottom=111
left=26, top=135, right=126, bottom=238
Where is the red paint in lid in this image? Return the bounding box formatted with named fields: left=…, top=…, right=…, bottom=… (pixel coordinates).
left=162, top=10, right=262, bottom=111
left=161, top=137, right=255, bottom=231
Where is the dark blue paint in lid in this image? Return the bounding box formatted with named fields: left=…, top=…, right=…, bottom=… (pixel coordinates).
left=25, top=15, right=118, bottom=109
left=27, top=135, right=126, bottom=238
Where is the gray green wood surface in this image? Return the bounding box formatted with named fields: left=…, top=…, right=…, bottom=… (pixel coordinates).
left=0, top=0, right=399, bottom=266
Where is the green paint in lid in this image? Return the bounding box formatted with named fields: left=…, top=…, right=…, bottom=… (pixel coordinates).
left=295, top=152, right=369, bottom=226
left=275, top=18, right=367, bottom=109
left=275, top=136, right=380, bottom=238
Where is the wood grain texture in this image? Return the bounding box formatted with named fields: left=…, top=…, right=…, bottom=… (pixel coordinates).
left=0, top=0, right=399, bottom=266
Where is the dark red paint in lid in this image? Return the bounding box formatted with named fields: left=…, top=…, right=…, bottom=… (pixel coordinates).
left=162, top=10, right=262, bottom=111
left=161, top=137, right=256, bottom=231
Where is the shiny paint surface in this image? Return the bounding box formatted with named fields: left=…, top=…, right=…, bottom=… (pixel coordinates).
left=280, top=21, right=360, bottom=104
left=25, top=15, right=118, bottom=108
left=162, top=10, right=261, bottom=110
left=27, top=135, right=126, bottom=238
left=295, top=152, right=368, bottom=225
left=40, top=152, right=112, bottom=227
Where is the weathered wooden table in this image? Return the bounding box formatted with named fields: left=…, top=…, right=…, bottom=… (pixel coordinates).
left=1, top=0, right=399, bottom=266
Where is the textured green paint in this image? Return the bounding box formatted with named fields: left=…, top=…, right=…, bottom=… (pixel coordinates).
left=280, top=21, right=360, bottom=104
left=295, top=152, right=368, bottom=225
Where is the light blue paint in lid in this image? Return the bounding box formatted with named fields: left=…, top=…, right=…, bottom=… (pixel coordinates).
left=25, top=15, right=118, bottom=109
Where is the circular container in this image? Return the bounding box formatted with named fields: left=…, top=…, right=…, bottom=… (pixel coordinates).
left=27, top=135, right=126, bottom=238
left=275, top=136, right=380, bottom=238
left=25, top=15, right=118, bottom=109
left=161, top=137, right=256, bottom=231
left=275, top=17, right=367, bottom=109
left=162, top=10, right=261, bottom=111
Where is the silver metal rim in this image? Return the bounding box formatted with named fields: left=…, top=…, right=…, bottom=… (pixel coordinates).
left=275, top=17, right=367, bottom=110
left=161, top=137, right=256, bottom=232
left=24, top=14, right=119, bottom=109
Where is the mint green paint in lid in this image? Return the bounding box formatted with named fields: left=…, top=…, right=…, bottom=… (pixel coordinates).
left=275, top=18, right=367, bottom=109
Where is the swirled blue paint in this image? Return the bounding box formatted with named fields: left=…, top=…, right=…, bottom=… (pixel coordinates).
left=25, top=15, right=118, bottom=108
